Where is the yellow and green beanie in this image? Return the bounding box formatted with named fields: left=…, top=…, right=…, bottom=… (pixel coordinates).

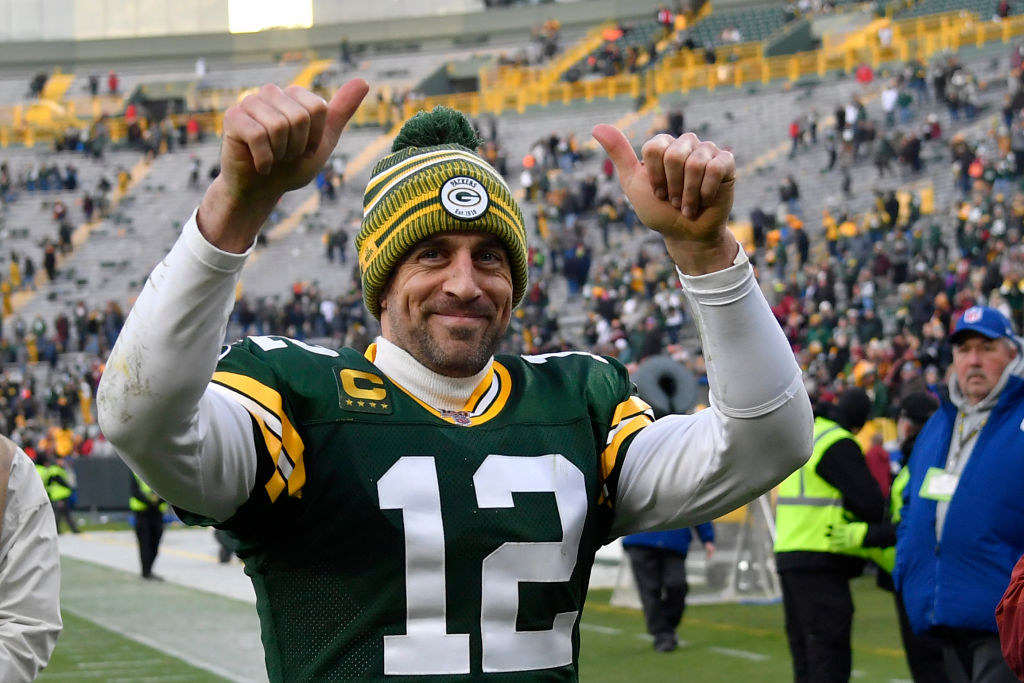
left=357, top=106, right=528, bottom=319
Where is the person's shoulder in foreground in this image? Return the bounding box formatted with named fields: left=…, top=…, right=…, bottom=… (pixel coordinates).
left=0, top=435, right=62, bottom=682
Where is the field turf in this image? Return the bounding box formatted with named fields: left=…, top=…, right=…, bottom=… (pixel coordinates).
left=42, top=555, right=911, bottom=682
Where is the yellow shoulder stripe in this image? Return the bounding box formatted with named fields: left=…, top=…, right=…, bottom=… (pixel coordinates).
left=610, top=395, right=654, bottom=427
left=600, top=414, right=652, bottom=482
left=251, top=411, right=289, bottom=502
left=211, top=371, right=306, bottom=502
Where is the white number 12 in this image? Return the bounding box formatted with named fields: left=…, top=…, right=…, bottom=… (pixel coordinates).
left=377, top=454, right=587, bottom=675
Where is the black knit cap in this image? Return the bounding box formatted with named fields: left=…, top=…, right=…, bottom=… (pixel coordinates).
left=898, top=392, right=939, bottom=425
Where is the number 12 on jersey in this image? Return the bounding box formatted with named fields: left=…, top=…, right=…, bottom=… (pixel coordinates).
left=377, top=453, right=588, bottom=675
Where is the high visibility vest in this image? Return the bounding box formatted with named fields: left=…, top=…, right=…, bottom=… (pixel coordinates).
left=45, top=464, right=73, bottom=501
left=871, top=466, right=910, bottom=574
left=774, top=417, right=862, bottom=556
left=130, top=473, right=167, bottom=513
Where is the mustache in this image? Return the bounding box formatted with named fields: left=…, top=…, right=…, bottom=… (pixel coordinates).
left=964, top=369, right=989, bottom=381
left=426, top=302, right=494, bottom=317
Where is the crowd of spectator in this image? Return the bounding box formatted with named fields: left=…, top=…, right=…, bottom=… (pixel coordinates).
left=4, top=34, right=1024, bottom=519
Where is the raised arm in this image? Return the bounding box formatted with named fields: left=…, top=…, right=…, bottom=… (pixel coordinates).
left=97, top=81, right=368, bottom=520
left=593, top=124, right=812, bottom=534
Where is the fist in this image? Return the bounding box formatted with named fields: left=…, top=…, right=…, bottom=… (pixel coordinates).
left=219, top=79, right=368, bottom=201
left=593, top=125, right=735, bottom=244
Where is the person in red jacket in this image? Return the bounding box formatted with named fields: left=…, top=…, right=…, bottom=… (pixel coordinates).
left=997, top=553, right=1024, bottom=679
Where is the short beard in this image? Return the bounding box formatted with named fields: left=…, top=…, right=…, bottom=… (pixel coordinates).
left=387, top=308, right=503, bottom=377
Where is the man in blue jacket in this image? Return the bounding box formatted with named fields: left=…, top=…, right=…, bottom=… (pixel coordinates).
left=895, top=305, right=1024, bottom=682
left=623, top=523, right=715, bottom=652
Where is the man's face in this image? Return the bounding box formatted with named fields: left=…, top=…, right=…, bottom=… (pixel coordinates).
left=952, top=333, right=1018, bottom=405
left=379, top=232, right=513, bottom=377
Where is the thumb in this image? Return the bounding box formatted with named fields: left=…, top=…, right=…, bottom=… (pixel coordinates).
left=315, top=78, right=370, bottom=159
left=592, top=124, right=640, bottom=184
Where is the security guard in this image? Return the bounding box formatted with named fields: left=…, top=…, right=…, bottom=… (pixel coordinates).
left=40, top=453, right=78, bottom=534
left=774, top=388, right=887, bottom=683
left=130, top=472, right=167, bottom=580
left=828, top=392, right=946, bottom=682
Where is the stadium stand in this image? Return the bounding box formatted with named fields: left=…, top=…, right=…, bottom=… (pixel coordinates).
left=686, top=4, right=792, bottom=49
left=898, top=0, right=1024, bottom=19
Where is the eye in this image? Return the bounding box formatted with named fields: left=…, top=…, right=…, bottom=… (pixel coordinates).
left=416, top=247, right=443, bottom=261
left=477, top=249, right=506, bottom=265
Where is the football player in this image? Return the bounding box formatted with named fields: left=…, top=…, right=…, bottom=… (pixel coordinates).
left=97, top=79, right=811, bottom=680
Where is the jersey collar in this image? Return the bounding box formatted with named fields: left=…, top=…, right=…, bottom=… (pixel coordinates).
left=364, top=342, right=511, bottom=426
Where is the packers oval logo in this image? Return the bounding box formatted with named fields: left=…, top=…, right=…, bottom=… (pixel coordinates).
left=440, top=176, right=489, bottom=220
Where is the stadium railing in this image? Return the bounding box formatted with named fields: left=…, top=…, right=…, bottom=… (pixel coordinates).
left=5, top=11, right=1024, bottom=148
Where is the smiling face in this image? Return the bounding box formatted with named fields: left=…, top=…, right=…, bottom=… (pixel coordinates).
left=952, top=333, right=1018, bottom=405
left=379, top=232, right=513, bottom=377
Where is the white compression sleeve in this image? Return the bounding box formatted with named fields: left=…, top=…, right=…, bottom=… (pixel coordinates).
left=610, top=256, right=812, bottom=537
left=97, top=211, right=257, bottom=522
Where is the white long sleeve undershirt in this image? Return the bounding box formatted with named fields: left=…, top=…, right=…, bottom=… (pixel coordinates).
left=98, top=212, right=811, bottom=528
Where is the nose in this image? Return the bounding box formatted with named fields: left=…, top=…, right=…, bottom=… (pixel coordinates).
left=441, top=248, right=483, bottom=301
left=959, top=345, right=986, bottom=367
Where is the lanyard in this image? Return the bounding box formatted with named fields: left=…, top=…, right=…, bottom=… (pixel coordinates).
left=948, top=412, right=987, bottom=473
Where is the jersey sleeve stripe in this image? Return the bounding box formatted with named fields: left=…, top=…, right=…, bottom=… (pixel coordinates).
left=266, top=469, right=288, bottom=502
left=211, top=372, right=306, bottom=501
left=600, top=414, right=652, bottom=482
left=210, top=381, right=284, bottom=435
left=610, top=396, right=655, bottom=427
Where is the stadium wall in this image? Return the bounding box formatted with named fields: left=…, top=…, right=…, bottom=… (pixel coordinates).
left=0, top=0, right=675, bottom=67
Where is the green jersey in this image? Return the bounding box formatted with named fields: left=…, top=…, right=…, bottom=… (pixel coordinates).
left=182, top=335, right=653, bottom=681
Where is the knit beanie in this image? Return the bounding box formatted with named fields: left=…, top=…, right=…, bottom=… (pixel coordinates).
left=357, top=106, right=528, bottom=319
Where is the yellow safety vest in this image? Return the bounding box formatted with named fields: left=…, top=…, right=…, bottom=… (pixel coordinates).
left=45, top=463, right=73, bottom=502
left=130, top=474, right=167, bottom=513
left=774, top=417, right=863, bottom=556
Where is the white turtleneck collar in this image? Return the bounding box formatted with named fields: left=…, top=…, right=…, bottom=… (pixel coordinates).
left=371, top=336, right=494, bottom=413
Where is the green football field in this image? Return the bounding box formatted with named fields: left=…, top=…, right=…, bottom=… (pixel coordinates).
left=41, top=555, right=912, bottom=682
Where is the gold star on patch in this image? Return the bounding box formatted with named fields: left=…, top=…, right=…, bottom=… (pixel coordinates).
left=346, top=399, right=353, bottom=406
left=369, top=402, right=377, bottom=408
left=357, top=400, right=365, bottom=407
left=381, top=403, right=389, bottom=410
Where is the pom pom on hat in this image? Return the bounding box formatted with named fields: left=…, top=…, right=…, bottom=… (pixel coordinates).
left=357, top=106, right=527, bottom=319
left=390, top=106, right=481, bottom=152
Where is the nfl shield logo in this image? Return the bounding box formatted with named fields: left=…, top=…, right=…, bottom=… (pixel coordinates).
left=441, top=409, right=472, bottom=426
left=964, top=307, right=983, bottom=323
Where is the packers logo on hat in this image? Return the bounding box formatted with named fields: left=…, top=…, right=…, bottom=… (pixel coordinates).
left=440, top=176, right=488, bottom=220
